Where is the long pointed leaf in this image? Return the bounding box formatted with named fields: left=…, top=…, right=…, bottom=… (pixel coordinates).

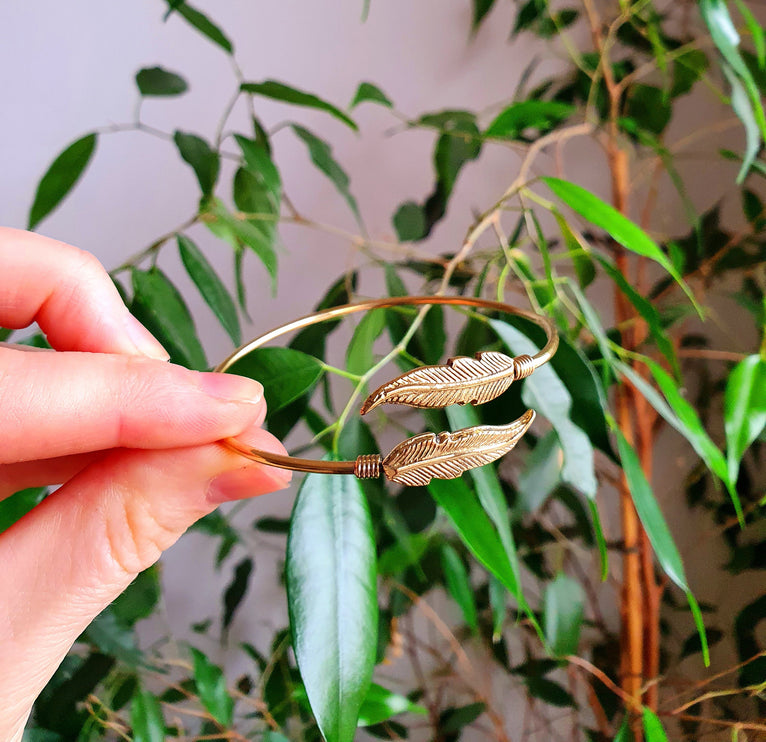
left=613, top=427, right=709, bottom=664
left=287, top=471, right=377, bottom=742
left=29, top=133, right=97, bottom=229
left=241, top=80, right=357, bottom=131
left=542, top=177, right=701, bottom=315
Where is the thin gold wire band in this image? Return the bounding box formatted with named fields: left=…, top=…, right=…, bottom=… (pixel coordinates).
left=214, top=295, right=559, bottom=481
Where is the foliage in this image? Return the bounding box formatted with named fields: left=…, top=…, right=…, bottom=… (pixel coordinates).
left=8, top=1, right=766, bottom=740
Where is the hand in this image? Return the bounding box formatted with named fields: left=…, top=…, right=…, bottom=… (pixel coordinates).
left=0, top=228, right=291, bottom=740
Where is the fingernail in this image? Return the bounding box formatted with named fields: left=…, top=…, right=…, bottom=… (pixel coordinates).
left=207, top=467, right=291, bottom=503
left=123, top=313, right=170, bottom=361
left=200, top=372, right=263, bottom=405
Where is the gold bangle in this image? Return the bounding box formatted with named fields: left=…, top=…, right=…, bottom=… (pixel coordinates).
left=214, top=295, right=558, bottom=485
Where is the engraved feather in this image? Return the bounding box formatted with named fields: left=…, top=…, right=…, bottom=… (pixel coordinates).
left=360, top=351, right=518, bottom=414
left=381, top=409, right=535, bottom=486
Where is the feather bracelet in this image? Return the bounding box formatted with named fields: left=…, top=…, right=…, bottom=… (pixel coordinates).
left=215, top=295, right=558, bottom=484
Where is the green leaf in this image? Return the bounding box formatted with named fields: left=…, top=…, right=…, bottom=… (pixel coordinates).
left=542, top=177, right=701, bottom=315
left=472, top=0, right=497, bottom=29
left=163, top=1, right=233, bottom=53
left=393, top=201, right=427, bottom=242
left=357, top=683, right=427, bottom=726
left=440, top=702, right=486, bottom=733
left=491, top=320, right=598, bottom=498
left=518, top=432, right=561, bottom=514
left=428, top=477, right=542, bottom=641
left=525, top=676, right=576, bottom=707
left=446, top=405, right=525, bottom=592
left=350, top=82, right=393, bottom=109
left=0, top=486, right=46, bottom=534
left=624, top=84, right=671, bottom=135
left=130, top=686, right=166, bottom=742
left=290, top=271, right=358, bottom=357
left=440, top=544, right=479, bottom=633
left=287, top=470, right=377, bottom=742
left=552, top=211, right=595, bottom=288
left=207, top=197, right=278, bottom=290
left=613, top=429, right=686, bottom=590
left=735, top=0, right=765, bottom=68
left=23, top=730, right=64, bottom=742
left=174, top=131, right=219, bottom=196
left=701, top=0, right=766, bottom=136
left=291, top=125, right=361, bottom=224
left=671, top=48, right=709, bottom=97
left=543, top=573, right=584, bottom=656
left=177, top=234, right=241, bottom=345
left=135, top=66, right=187, bottom=97
left=85, top=610, right=144, bottom=667
left=241, top=80, right=358, bottom=130
left=234, top=134, right=282, bottom=203
left=724, top=64, right=761, bottom=183
left=226, top=347, right=324, bottom=416
left=642, top=708, right=669, bottom=742
left=615, top=360, right=728, bottom=485
left=613, top=428, right=709, bottom=665
left=489, top=574, right=506, bottom=642
left=724, top=354, right=766, bottom=484
left=596, top=256, right=680, bottom=377
left=111, top=566, right=161, bottom=626
left=191, top=647, right=234, bottom=726
left=484, top=101, right=573, bottom=140
left=222, top=557, right=252, bottom=632
left=613, top=719, right=632, bottom=742
left=28, top=133, right=97, bottom=229
left=130, top=267, right=207, bottom=370
left=346, top=308, right=386, bottom=376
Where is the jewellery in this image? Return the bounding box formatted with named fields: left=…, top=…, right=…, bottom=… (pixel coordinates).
left=215, top=295, right=558, bottom=484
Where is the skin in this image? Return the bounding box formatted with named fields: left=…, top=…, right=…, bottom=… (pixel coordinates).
left=0, top=228, right=291, bottom=740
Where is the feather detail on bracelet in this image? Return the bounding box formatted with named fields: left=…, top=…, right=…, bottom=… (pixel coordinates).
left=361, top=351, right=533, bottom=414
left=381, top=409, right=535, bottom=486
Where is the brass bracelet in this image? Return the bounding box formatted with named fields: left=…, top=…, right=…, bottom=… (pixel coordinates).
left=214, top=295, right=558, bottom=485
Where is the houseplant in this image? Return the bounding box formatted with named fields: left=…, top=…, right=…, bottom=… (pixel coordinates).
left=7, top=0, right=766, bottom=739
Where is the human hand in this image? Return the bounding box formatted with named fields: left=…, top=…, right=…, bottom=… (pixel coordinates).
left=0, top=228, right=291, bottom=740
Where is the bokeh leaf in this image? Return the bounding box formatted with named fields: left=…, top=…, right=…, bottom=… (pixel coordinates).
left=291, top=125, right=361, bottom=224
left=287, top=470, right=377, bottom=742
left=174, top=131, right=219, bottom=196
left=130, top=267, right=207, bottom=370
left=135, top=66, right=187, bottom=97
left=28, top=133, right=97, bottom=229
left=177, top=234, right=241, bottom=345
left=724, top=354, right=766, bottom=484
left=226, top=347, right=324, bottom=417
left=346, top=308, right=386, bottom=376
left=164, top=1, right=233, bottom=53
left=543, top=573, right=584, bottom=656
left=351, top=82, right=393, bottom=109
left=491, top=320, right=598, bottom=498
left=542, top=177, right=700, bottom=314
left=485, top=101, right=573, bottom=140
left=642, top=708, right=670, bottom=741
left=191, top=647, right=233, bottom=726
left=357, top=683, right=427, bottom=726
left=130, top=686, right=166, bottom=742
left=241, top=80, right=358, bottom=130
left=441, top=543, right=479, bottom=633
left=613, top=427, right=709, bottom=665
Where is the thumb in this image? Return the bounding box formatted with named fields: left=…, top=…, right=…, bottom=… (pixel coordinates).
left=0, top=425, right=291, bottom=739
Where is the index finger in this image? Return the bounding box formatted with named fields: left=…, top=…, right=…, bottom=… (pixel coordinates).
left=0, top=227, right=168, bottom=359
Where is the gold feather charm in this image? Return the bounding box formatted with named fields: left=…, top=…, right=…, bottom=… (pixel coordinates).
left=361, top=351, right=535, bottom=415
left=380, top=409, right=535, bottom=486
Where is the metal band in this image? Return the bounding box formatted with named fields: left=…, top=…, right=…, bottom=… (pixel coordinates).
left=214, top=295, right=558, bottom=482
